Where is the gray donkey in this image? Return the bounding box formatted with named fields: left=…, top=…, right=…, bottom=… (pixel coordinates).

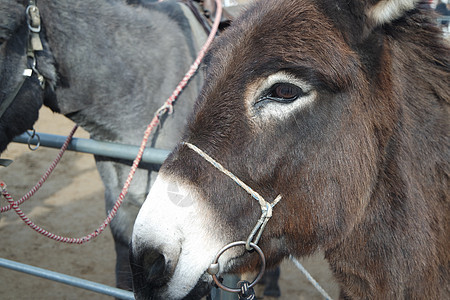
left=0, top=0, right=207, bottom=290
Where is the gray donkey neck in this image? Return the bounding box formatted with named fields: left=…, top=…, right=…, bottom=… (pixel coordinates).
left=38, top=0, right=204, bottom=143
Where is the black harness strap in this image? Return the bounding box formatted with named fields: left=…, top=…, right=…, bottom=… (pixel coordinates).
left=0, top=74, right=30, bottom=120
left=180, top=0, right=212, bottom=35
left=0, top=0, right=45, bottom=120
left=180, top=0, right=235, bottom=35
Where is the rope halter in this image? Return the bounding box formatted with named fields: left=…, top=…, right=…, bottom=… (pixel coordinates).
left=183, top=142, right=281, bottom=295
left=182, top=142, right=282, bottom=250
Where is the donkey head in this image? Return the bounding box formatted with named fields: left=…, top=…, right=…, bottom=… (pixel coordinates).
left=131, top=0, right=441, bottom=298
left=0, top=0, right=57, bottom=153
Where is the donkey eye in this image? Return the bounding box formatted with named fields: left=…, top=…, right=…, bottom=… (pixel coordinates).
left=250, top=73, right=317, bottom=118
left=272, top=83, right=302, bottom=99
left=259, top=83, right=305, bottom=104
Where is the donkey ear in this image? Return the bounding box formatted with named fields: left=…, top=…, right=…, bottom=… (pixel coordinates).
left=366, top=0, right=418, bottom=26
left=323, top=0, right=419, bottom=43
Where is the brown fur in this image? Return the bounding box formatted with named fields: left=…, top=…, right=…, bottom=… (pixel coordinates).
left=158, top=0, right=449, bottom=298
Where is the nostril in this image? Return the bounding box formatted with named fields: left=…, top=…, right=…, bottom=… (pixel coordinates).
left=130, top=245, right=175, bottom=292
left=143, top=252, right=169, bottom=286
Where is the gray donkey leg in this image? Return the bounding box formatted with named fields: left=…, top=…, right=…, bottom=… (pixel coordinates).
left=95, top=157, right=152, bottom=291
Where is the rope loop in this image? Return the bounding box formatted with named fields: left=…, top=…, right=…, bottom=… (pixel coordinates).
left=155, top=103, right=173, bottom=118
left=246, top=203, right=270, bottom=250
left=238, top=280, right=256, bottom=300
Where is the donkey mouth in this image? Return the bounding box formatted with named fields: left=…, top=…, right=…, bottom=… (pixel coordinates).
left=130, top=242, right=212, bottom=300
left=132, top=272, right=211, bottom=300
left=182, top=275, right=212, bottom=300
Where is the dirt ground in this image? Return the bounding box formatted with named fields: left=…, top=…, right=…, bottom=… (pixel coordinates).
left=0, top=108, right=340, bottom=300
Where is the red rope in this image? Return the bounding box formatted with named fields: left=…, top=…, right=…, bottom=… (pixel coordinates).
left=0, top=125, right=78, bottom=213
left=0, top=0, right=223, bottom=244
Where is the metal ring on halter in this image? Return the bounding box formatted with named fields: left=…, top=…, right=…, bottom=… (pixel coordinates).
left=26, top=129, right=40, bottom=151
left=208, top=241, right=266, bottom=293
left=26, top=5, right=41, bottom=33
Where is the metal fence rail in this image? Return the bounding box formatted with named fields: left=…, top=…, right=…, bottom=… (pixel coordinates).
left=0, top=258, right=134, bottom=299
left=4, top=132, right=170, bottom=299
left=13, top=131, right=171, bottom=165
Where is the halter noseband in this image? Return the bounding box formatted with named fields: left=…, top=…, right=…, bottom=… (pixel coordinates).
left=182, top=142, right=282, bottom=292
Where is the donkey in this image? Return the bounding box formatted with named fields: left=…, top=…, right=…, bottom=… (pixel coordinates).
left=0, top=0, right=208, bottom=290
left=131, top=0, right=449, bottom=298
